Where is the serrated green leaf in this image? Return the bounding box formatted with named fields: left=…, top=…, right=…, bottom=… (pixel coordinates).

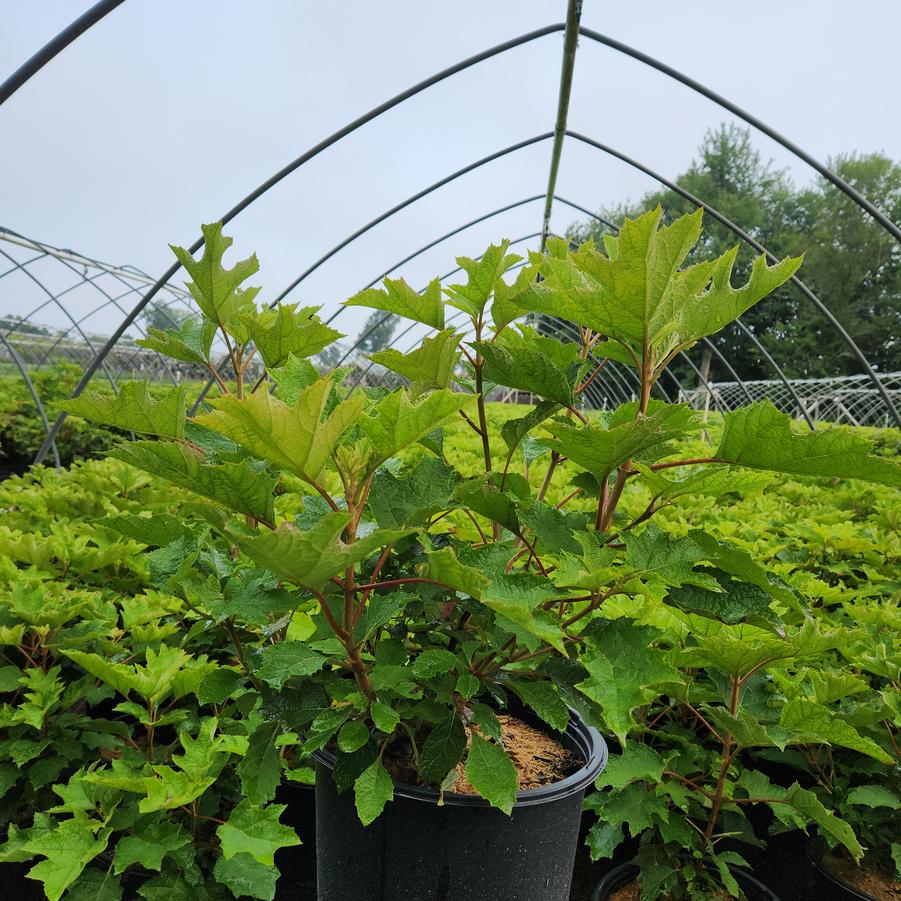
left=509, top=681, right=570, bottom=733
left=238, top=722, right=281, bottom=805
left=170, top=222, right=259, bottom=336
left=781, top=699, right=893, bottom=762
left=370, top=702, right=400, bottom=735
left=717, top=402, right=901, bottom=486
left=667, top=575, right=781, bottom=630
left=845, top=785, right=900, bottom=809
left=99, top=512, right=193, bottom=547
left=594, top=744, right=664, bottom=789
left=61, top=382, right=185, bottom=439
left=111, top=441, right=274, bottom=523
left=518, top=501, right=589, bottom=556
left=465, top=734, right=517, bottom=815
left=783, top=783, right=863, bottom=859
left=480, top=573, right=568, bottom=654
left=194, top=378, right=362, bottom=486
left=369, top=328, right=460, bottom=390
left=113, top=820, right=190, bottom=874
left=227, top=513, right=412, bottom=591
left=421, top=547, right=489, bottom=600
left=337, top=720, right=370, bottom=753
left=214, top=852, right=277, bottom=900
left=26, top=816, right=111, bottom=901
left=243, top=303, right=342, bottom=368
left=269, top=354, right=322, bottom=404
left=61, top=867, right=123, bottom=901
left=500, top=401, right=561, bottom=458
left=361, top=389, right=473, bottom=469
left=419, top=712, right=467, bottom=784
left=345, top=276, right=444, bottom=329
left=446, top=241, right=521, bottom=318
left=578, top=620, right=680, bottom=743
left=585, top=821, right=624, bottom=862
left=137, top=317, right=216, bottom=365
left=368, top=456, right=459, bottom=528
left=471, top=331, right=579, bottom=406
left=217, top=801, right=300, bottom=865
left=354, top=760, right=394, bottom=826
left=253, top=642, right=326, bottom=690
left=411, top=648, right=458, bottom=680
left=195, top=668, right=246, bottom=705
left=543, top=408, right=683, bottom=481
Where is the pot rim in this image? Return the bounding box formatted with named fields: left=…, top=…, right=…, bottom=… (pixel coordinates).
left=591, top=861, right=781, bottom=901
left=806, top=837, right=880, bottom=901
left=313, top=706, right=607, bottom=809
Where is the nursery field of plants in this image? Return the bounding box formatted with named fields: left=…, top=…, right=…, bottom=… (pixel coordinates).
left=0, top=212, right=898, bottom=901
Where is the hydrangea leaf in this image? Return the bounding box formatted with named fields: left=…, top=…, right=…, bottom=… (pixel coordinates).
left=337, top=720, right=370, bottom=753
left=594, top=743, right=664, bottom=790
left=360, top=389, right=473, bottom=470
left=445, top=241, right=522, bottom=318
left=666, top=576, right=781, bottom=631
left=269, top=354, right=322, bottom=404
left=137, top=317, right=216, bottom=365
left=782, top=783, right=863, bottom=859
left=226, top=513, right=413, bottom=591
left=345, top=276, right=444, bottom=329
left=170, top=222, right=260, bottom=337
left=237, top=722, right=281, bottom=806
left=578, top=620, right=681, bottom=743
left=112, top=820, right=190, bottom=874
left=370, top=702, right=400, bottom=735
left=420, top=547, right=489, bottom=600
left=369, top=328, right=461, bottom=390
left=585, top=821, right=624, bottom=862
left=465, top=734, right=517, bottom=815
left=781, top=699, right=893, bottom=762
left=520, top=209, right=800, bottom=368
left=419, top=712, right=468, bottom=785
left=542, top=408, right=684, bottom=481
left=481, top=573, right=568, bottom=654
left=368, top=456, right=460, bottom=528
left=353, top=759, right=394, bottom=826
left=252, top=642, right=326, bottom=690
left=61, top=382, right=185, bottom=439
left=110, top=441, right=274, bottom=524
left=716, top=402, right=901, bottom=487
left=25, top=816, right=112, bottom=901
left=845, top=785, right=900, bottom=809
left=411, top=648, right=458, bottom=680
left=242, top=303, right=342, bottom=368
left=509, top=680, right=570, bottom=733
left=471, top=329, right=582, bottom=406
left=500, top=401, right=561, bottom=458
left=194, top=378, right=362, bottom=485
left=217, top=801, right=300, bottom=865
left=213, top=852, right=278, bottom=901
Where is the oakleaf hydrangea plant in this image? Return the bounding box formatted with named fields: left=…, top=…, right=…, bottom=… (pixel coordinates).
left=50, top=210, right=900, bottom=898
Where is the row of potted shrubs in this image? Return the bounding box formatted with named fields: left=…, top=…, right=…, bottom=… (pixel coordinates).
left=0, top=213, right=898, bottom=900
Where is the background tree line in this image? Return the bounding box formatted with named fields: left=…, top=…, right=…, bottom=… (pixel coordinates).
left=568, top=123, right=901, bottom=384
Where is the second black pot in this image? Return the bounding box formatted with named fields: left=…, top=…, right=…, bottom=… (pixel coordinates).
left=591, top=861, right=780, bottom=901
left=312, top=708, right=607, bottom=901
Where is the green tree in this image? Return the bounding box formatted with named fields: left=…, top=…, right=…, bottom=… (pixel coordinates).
left=355, top=310, right=399, bottom=354
left=568, top=125, right=901, bottom=382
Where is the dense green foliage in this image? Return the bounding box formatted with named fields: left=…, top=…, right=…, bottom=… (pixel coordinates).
left=0, top=212, right=898, bottom=901
left=571, top=124, right=901, bottom=379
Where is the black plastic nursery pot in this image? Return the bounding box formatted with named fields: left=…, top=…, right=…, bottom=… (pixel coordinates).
left=312, top=709, right=607, bottom=901
left=805, top=838, right=887, bottom=901
left=591, top=861, right=780, bottom=901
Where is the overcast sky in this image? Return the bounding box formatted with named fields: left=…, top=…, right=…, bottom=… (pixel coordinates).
left=2, top=1, right=900, bottom=347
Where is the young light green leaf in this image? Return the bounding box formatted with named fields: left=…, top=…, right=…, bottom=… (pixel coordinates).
left=465, top=734, right=517, bottom=815
left=61, top=382, right=185, bottom=439
left=446, top=241, right=522, bottom=318
left=170, top=222, right=260, bottom=334
left=345, top=276, right=444, bottom=330
left=111, top=441, right=275, bottom=523
left=137, top=317, right=217, bottom=365
left=194, top=378, right=362, bottom=485
left=369, top=328, right=461, bottom=390
left=717, top=402, right=901, bottom=487
left=243, top=303, right=342, bottom=368
left=226, top=513, right=412, bottom=591
left=370, top=702, right=400, bottom=735
left=354, top=759, right=394, bottom=826
left=217, top=801, right=300, bottom=865
left=360, top=388, right=473, bottom=469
